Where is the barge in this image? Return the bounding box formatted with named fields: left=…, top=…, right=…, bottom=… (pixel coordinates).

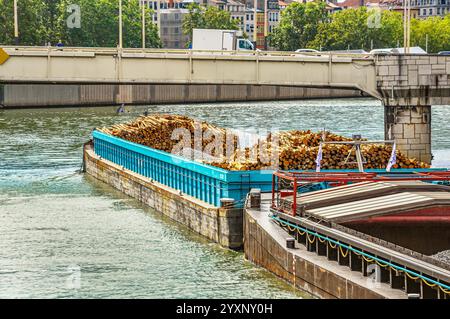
left=83, top=129, right=450, bottom=298
left=243, top=171, right=450, bottom=299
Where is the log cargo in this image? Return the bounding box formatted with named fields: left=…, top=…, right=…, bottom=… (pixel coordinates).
left=98, top=115, right=430, bottom=171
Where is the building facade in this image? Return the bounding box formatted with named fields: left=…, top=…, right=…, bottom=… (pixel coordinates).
left=412, top=0, right=450, bottom=18
left=334, top=0, right=450, bottom=18
left=141, top=0, right=285, bottom=49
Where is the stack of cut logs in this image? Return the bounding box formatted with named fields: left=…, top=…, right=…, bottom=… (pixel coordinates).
left=98, top=115, right=429, bottom=171
left=98, top=114, right=238, bottom=158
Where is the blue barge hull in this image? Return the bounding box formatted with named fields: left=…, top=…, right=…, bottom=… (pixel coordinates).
left=92, top=131, right=447, bottom=207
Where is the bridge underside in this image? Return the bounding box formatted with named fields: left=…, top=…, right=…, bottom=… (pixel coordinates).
left=0, top=83, right=363, bottom=108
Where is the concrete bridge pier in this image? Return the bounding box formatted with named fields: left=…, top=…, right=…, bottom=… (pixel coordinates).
left=384, top=104, right=432, bottom=164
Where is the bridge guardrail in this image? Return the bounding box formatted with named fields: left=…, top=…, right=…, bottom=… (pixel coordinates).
left=0, top=45, right=375, bottom=60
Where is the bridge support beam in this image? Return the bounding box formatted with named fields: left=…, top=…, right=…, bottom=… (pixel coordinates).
left=384, top=104, right=432, bottom=164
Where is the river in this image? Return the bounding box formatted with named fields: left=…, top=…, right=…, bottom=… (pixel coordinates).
left=0, top=98, right=449, bottom=298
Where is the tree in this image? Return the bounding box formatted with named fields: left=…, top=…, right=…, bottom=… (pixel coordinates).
left=0, top=0, right=47, bottom=45
left=411, top=15, right=450, bottom=53
left=57, top=0, right=161, bottom=48
left=182, top=3, right=205, bottom=42
left=0, top=0, right=161, bottom=48
left=311, top=7, right=403, bottom=51
left=269, top=2, right=328, bottom=51
left=182, top=3, right=238, bottom=46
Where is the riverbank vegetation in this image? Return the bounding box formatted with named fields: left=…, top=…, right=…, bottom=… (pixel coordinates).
left=270, top=2, right=450, bottom=53
left=1, top=0, right=449, bottom=52
left=0, top=0, right=161, bottom=48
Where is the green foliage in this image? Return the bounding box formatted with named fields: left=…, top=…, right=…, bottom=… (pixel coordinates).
left=2, top=0, right=450, bottom=52
left=269, top=1, right=328, bottom=51
left=0, top=0, right=47, bottom=45
left=182, top=3, right=238, bottom=45
left=310, top=7, right=403, bottom=51
left=410, top=15, right=450, bottom=52
left=0, top=0, right=161, bottom=48
left=272, top=3, right=450, bottom=53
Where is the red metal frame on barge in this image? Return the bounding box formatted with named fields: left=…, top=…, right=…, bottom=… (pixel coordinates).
left=271, top=170, right=450, bottom=225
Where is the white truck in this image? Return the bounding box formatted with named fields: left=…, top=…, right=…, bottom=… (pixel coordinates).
left=191, top=29, right=255, bottom=51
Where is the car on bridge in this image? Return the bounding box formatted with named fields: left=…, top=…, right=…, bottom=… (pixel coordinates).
left=294, top=48, right=320, bottom=54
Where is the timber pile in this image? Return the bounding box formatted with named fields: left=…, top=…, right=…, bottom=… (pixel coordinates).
left=208, top=130, right=430, bottom=170
left=98, top=114, right=238, bottom=158
left=98, top=116, right=429, bottom=171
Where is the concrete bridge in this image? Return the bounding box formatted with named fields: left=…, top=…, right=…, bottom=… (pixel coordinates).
left=1, top=46, right=450, bottom=164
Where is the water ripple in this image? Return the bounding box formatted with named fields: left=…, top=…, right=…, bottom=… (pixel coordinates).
left=0, top=99, right=448, bottom=299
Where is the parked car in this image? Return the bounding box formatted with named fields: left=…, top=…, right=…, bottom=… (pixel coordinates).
left=369, top=48, right=400, bottom=55
left=370, top=47, right=427, bottom=55
left=438, top=51, right=450, bottom=55
left=295, top=48, right=320, bottom=53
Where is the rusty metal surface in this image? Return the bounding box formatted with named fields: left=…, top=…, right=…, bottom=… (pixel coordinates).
left=279, top=181, right=450, bottom=222
left=274, top=210, right=450, bottom=283
left=306, top=191, right=450, bottom=223
left=298, top=181, right=450, bottom=209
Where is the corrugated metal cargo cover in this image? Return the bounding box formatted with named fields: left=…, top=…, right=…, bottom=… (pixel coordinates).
left=295, top=181, right=450, bottom=210
left=302, top=184, right=450, bottom=223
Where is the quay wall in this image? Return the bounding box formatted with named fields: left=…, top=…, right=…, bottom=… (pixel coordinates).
left=83, top=143, right=243, bottom=249
left=0, top=84, right=363, bottom=108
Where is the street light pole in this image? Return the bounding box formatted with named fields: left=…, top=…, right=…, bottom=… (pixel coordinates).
left=157, top=0, right=161, bottom=38
left=119, top=0, right=123, bottom=49
left=403, top=0, right=411, bottom=54
left=403, top=0, right=407, bottom=52
left=141, top=0, right=146, bottom=48
left=407, top=0, right=411, bottom=53
left=264, top=0, right=268, bottom=49
left=14, top=0, right=19, bottom=45
left=264, top=0, right=268, bottom=37
left=253, top=0, right=257, bottom=44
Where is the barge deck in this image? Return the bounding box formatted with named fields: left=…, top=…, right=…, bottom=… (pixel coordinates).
left=244, top=192, right=450, bottom=299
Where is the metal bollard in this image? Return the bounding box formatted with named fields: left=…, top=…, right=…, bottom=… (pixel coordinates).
left=249, top=188, right=261, bottom=209
left=286, top=238, right=295, bottom=249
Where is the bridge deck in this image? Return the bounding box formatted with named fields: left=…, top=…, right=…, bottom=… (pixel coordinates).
left=0, top=46, right=380, bottom=98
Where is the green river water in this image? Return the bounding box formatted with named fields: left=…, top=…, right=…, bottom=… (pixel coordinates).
left=0, top=98, right=449, bottom=298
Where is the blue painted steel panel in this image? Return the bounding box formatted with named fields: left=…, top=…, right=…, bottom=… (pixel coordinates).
left=92, top=130, right=447, bottom=207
